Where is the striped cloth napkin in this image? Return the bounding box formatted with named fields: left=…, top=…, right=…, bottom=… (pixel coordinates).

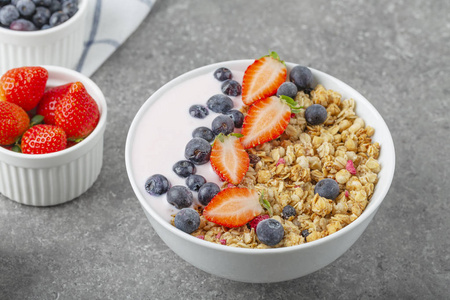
left=77, top=0, right=157, bottom=76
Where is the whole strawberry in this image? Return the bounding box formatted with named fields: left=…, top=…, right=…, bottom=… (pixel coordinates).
left=21, top=124, right=67, bottom=154
left=54, top=82, right=100, bottom=140
left=0, top=66, right=48, bottom=111
left=0, top=101, right=30, bottom=145
left=36, top=83, right=72, bottom=125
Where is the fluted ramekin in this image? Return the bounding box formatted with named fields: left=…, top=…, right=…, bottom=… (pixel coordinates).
left=0, top=65, right=107, bottom=206
left=0, top=0, right=89, bottom=76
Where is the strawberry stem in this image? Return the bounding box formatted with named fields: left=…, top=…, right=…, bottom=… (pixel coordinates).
left=30, top=114, right=44, bottom=127
left=259, top=51, right=285, bottom=66
left=279, top=95, right=302, bottom=113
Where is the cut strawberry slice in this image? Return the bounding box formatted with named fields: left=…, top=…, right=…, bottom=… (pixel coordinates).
left=240, top=96, right=300, bottom=149
left=241, top=51, right=287, bottom=106
left=210, top=133, right=249, bottom=185
left=203, top=187, right=263, bottom=228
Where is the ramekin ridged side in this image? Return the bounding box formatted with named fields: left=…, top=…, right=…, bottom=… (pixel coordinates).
left=0, top=134, right=104, bottom=206
left=0, top=0, right=88, bottom=75
left=0, top=66, right=107, bottom=206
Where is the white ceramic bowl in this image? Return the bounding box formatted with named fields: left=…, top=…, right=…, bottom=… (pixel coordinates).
left=0, top=65, right=107, bottom=206
left=0, top=0, right=89, bottom=75
left=125, top=60, right=395, bottom=283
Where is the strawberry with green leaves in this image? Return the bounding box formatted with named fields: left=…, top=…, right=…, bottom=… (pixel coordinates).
left=37, top=83, right=72, bottom=125
left=203, top=187, right=263, bottom=228
left=210, top=133, right=249, bottom=185
left=55, top=82, right=100, bottom=140
left=240, top=95, right=301, bottom=149
left=241, top=51, right=287, bottom=106
left=0, top=66, right=48, bottom=111
left=21, top=124, right=67, bottom=154
left=0, top=101, right=30, bottom=146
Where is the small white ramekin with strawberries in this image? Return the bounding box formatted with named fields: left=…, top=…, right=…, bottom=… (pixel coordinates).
left=0, top=65, right=107, bottom=206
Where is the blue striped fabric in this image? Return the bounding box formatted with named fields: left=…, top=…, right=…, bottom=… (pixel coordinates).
left=77, top=0, right=157, bottom=76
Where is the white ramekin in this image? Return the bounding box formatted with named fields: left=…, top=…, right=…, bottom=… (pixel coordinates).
left=0, top=0, right=89, bottom=76
left=0, top=65, right=107, bottom=206
left=125, top=60, right=396, bottom=283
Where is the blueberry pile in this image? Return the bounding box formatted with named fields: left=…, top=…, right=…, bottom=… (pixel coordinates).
left=0, top=0, right=79, bottom=31
left=145, top=66, right=244, bottom=234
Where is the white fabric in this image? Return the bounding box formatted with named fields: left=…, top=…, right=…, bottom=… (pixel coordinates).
left=77, top=0, right=156, bottom=76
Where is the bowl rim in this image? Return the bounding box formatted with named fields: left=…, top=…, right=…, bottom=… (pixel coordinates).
left=0, top=65, right=107, bottom=162
left=125, top=59, right=396, bottom=254
left=0, top=0, right=87, bottom=36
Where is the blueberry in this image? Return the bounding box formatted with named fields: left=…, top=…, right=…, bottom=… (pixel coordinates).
left=174, top=208, right=200, bottom=234
left=184, top=137, right=212, bottom=165
left=9, top=18, right=35, bottom=30
left=189, top=104, right=209, bottom=119
left=16, top=0, right=35, bottom=17
left=32, top=6, right=50, bottom=28
left=167, top=185, right=193, bottom=209
left=61, top=0, right=77, bottom=17
left=0, top=5, right=19, bottom=26
left=31, top=0, right=51, bottom=6
left=48, top=0, right=61, bottom=12
left=197, top=182, right=220, bottom=206
left=289, top=65, right=313, bottom=91
left=224, top=109, right=244, bottom=128
left=314, top=178, right=340, bottom=200
left=192, top=126, right=215, bottom=143
left=207, top=94, right=233, bottom=113
left=185, top=174, right=206, bottom=192
left=49, top=10, right=68, bottom=26
left=256, top=219, right=284, bottom=246
left=281, top=205, right=296, bottom=219
left=304, top=104, right=327, bottom=125
left=0, top=0, right=11, bottom=6
left=172, top=160, right=196, bottom=178
left=211, top=115, right=234, bottom=136
left=221, top=79, right=241, bottom=97
left=213, top=67, right=232, bottom=81
left=145, top=174, right=170, bottom=196
left=276, top=82, right=298, bottom=99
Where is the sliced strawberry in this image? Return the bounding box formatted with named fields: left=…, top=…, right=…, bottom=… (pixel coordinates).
left=210, top=133, right=249, bottom=185
left=37, top=83, right=72, bottom=125
left=241, top=51, right=287, bottom=106
left=203, top=187, right=263, bottom=228
left=21, top=124, right=67, bottom=154
left=0, top=101, right=30, bottom=145
left=0, top=66, right=48, bottom=111
left=240, top=96, right=300, bottom=149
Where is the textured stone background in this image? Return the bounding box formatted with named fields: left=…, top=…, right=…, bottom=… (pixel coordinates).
left=1, top=0, right=449, bottom=299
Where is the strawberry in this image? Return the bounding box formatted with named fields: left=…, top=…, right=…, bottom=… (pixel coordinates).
left=210, top=133, right=249, bottom=185
left=0, top=66, right=48, bottom=111
left=203, top=187, right=263, bottom=228
left=240, top=96, right=300, bottom=149
left=241, top=51, right=287, bottom=106
left=36, top=83, right=72, bottom=125
left=21, top=124, right=67, bottom=154
left=54, top=82, right=100, bottom=140
left=0, top=101, right=30, bottom=145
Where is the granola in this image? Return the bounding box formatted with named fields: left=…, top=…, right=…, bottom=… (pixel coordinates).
left=186, top=84, right=381, bottom=248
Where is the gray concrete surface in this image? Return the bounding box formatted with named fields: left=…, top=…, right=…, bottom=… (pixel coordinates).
left=1, top=0, right=449, bottom=299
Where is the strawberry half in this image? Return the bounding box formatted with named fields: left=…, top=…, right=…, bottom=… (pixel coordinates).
left=0, top=101, right=30, bottom=145
left=240, top=96, right=300, bottom=149
left=0, top=66, right=48, bottom=111
left=210, top=133, right=249, bottom=185
left=203, top=187, right=263, bottom=228
left=21, top=124, right=67, bottom=154
left=37, top=83, right=72, bottom=125
left=241, top=51, right=287, bottom=106
left=54, top=82, right=100, bottom=140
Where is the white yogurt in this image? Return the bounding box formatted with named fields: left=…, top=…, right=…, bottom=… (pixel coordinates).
left=130, top=67, right=245, bottom=221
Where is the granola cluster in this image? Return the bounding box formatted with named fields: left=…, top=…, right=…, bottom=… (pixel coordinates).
left=191, top=85, right=381, bottom=248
